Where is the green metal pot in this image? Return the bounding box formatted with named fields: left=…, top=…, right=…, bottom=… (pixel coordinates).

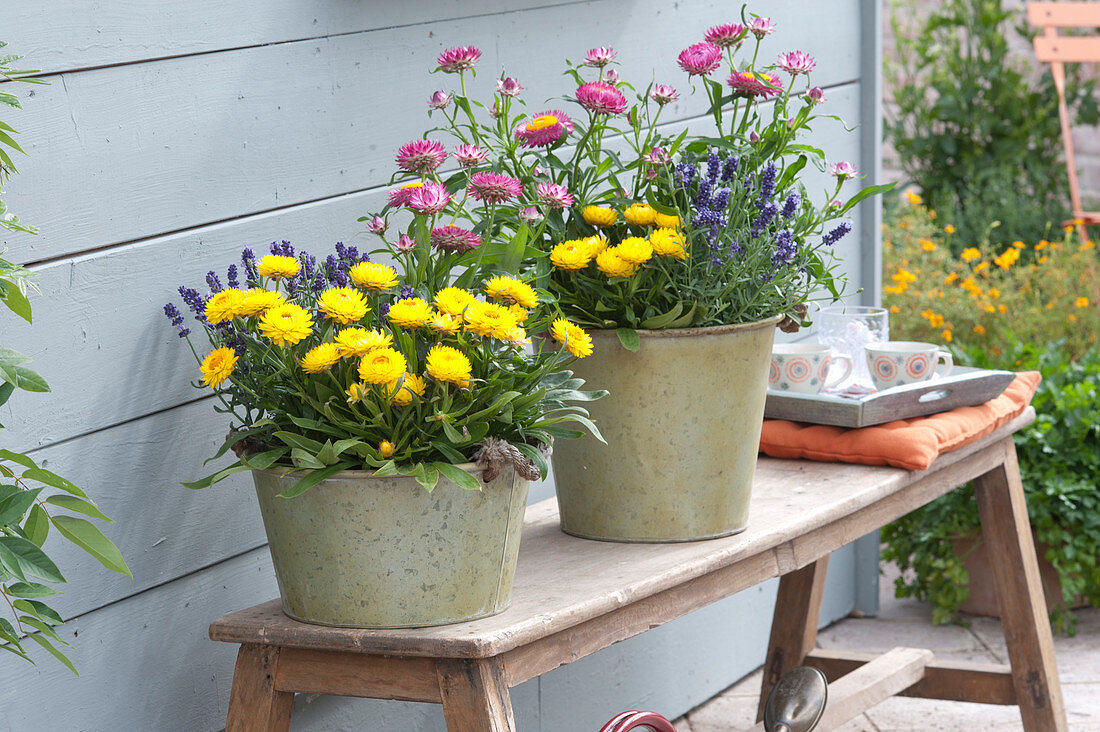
left=252, top=464, right=529, bottom=628
left=553, top=317, right=780, bottom=542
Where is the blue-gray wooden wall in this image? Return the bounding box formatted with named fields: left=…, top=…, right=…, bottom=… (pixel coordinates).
left=0, top=1, right=882, bottom=728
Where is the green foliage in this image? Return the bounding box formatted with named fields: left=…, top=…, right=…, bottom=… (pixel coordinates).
left=0, top=41, right=48, bottom=235
left=882, top=339, right=1100, bottom=632
left=0, top=256, right=131, bottom=671
left=886, top=0, right=1100, bottom=250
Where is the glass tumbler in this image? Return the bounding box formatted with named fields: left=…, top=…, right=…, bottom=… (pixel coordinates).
left=815, top=305, right=890, bottom=390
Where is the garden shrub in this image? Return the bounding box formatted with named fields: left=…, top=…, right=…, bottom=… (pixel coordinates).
left=887, top=0, right=1099, bottom=250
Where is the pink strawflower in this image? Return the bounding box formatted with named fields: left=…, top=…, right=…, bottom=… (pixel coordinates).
left=749, top=17, right=776, bottom=38
left=393, top=234, right=417, bottom=252
left=430, top=225, right=481, bottom=252
left=749, top=130, right=761, bottom=144
left=515, top=110, right=574, bottom=148
left=806, top=86, right=826, bottom=105
left=452, top=144, right=489, bottom=168
left=428, top=90, right=453, bottom=110
left=536, top=182, right=575, bottom=209
left=643, top=146, right=671, bottom=165
left=583, top=46, right=617, bottom=68
left=603, top=68, right=619, bottom=83
left=496, top=77, right=524, bottom=97
left=519, top=206, right=541, bottom=223
left=677, top=42, right=723, bottom=77
left=388, top=183, right=422, bottom=207
left=649, top=84, right=680, bottom=105
left=776, top=51, right=816, bottom=76
left=704, top=23, right=746, bottom=49
left=829, top=161, right=859, bottom=180
left=531, top=165, right=549, bottom=177
left=727, top=71, right=783, bottom=99
left=395, top=139, right=447, bottom=174
left=468, top=172, right=523, bottom=204
left=576, top=81, right=628, bottom=115
left=644, top=168, right=659, bottom=181
left=408, top=181, right=452, bottom=215
left=366, top=216, right=386, bottom=235
left=437, top=46, right=481, bottom=73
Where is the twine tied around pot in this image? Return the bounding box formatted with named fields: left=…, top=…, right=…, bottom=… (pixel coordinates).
left=474, top=437, right=546, bottom=482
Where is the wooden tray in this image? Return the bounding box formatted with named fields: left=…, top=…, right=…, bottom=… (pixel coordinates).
left=763, top=367, right=1016, bottom=428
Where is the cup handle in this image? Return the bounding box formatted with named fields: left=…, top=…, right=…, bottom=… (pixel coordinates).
left=823, top=353, right=853, bottom=388
left=936, top=350, right=953, bottom=378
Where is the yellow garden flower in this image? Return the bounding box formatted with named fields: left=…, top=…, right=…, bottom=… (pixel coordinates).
left=993, top=247, right=1019, bottom=269
left=883, top=283, right=907, bottom=295
left=500, top=326, right=529, bottom=346
left=988, top=288, right=1000, bottom=299
left=317, top=287, right=369, bottom=324
left=346, top=382, right=367, bottom=404
left=379, top=440, right=396, bottom=458
left=615, top=237, right=653, bottom=265
left=335, top=327, right=391, bottom=356
left=1076, top=297, right=1091, bottom=308
left=204, top=289, right=247, bottom=324
left=463, top=300, right=520, bottom=339
left=426, top=344, right=472, bottom=388
left=889, top=305, right=901, bottom=313
left=550, top=240, right=593, bottom=271
left=507, top=304, right=529, bottom=323
left=942, top=329, right=953, bottom=342
left=259, top=303, right=313, bottom=346
left=961, top=247, right=981, bottom=262
left=906, top=190, right=923, bottom=205
left=582, top=205, right=618, bottom=227
left=919, top=238, right=936, bottom=252
left=428, top=312, right=461, bottom=335
left=387, top=297, right=434, bottom=329
left=650, top=227, right=687, bottom=260
left=623, top=202, right=658, bottom=226
left=349, top=262, right=398, bottom=290
left=388, top=372, right=427, bottom=406
left=238, top=288, right=285, bottom=316
left=944, top=272, right=959, bottom=284
left=595, top=249, right=636, bottom=278
left=358, top=347, right=407, bottom=385
left=998, top=304, right=1007, bottom=314
left=300, top=343, right=342, bottom=374
left=484, top=275, right=539, bottom=308
left=256, top=254, right=301, bottom=280
left=199, top=347, right=237, bottom=388
left=974, top=261, right=989, bottom=274
left=1012, top=240, right=1026, bottom=249
left=550, top=318, right=594, bottom=358
left=944, top=225, right=956, bottom=234
left=974, top=325, right=987, bottom=334
left=433, top=287, right=477, bottom=317
left=891, top=268, right=916, bottom=284
left=654, top=212, right=680, bottom=229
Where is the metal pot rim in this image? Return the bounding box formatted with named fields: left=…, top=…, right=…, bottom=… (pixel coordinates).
left=251, top=461, right=486, bottom=481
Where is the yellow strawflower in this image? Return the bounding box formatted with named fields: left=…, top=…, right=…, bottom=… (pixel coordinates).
left=582, top=205, right=618, bottom=227
left=204, top=289, right=247, bottom=324
left=388, top=373, right=427, bottom=406
left=428, top=312, right=461, bottom=335
left=500, top=326, right=529, bottom=346
left=654, top=212, right=680, bottom=229
left=317, top=287, right=369, bottom=324
left=650, top=227, right=687, bottom=260
left=259, top=303, right=314, bottom=346
left=334, top=327, right=391, bottom=357
left=300, top=343, right=342, bottom=374
left=484, top=275, right=539, bottom=308
left=584, top=234, right=610, bottom=256
left=463, top=300, right=520, bottom=339
left=358, top=347, right=407, bottom=384
left=239, top=288, right=286, bottom=316
left=961, top=247, right=980, bottom=262
left=550, top=240, right=593, bottom=271
left=433, top=287, right=477, bottom=317
left=507, top=304, right=529, bottom=323
left=596, top=249, right=636, bottom=278
left=256, top=254, right=301, bottom=280
left=387, top=297, right=434, bottom=329
left=346, top=382, right=367, bottom=404
left=623, top=202, right=658, bottom=226
left=379, top=440, right=396, bottom=458
left=426, top=344, right=472, bottom=388
left=550, top=318, right=594, bottom=358
left=615, top=237, right=653, bottom=265
left=199, top=347, right=237, bottom=388
left=349, top=262, right=399, bottom=290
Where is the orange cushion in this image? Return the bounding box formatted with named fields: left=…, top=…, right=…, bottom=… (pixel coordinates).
left=759, top=372, right=1041, bottom=471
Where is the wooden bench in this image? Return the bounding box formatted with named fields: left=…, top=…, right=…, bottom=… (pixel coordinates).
left=210, top=407, right=1066, bottom=731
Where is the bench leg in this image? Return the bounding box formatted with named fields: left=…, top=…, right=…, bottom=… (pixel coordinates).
left=757, top=555, right=830, bottom=721
left=437, top=658, right=516, bottom=732
left=226, top=644, right=294, bottom=732
left=974, top=440, right=1068, bottom=731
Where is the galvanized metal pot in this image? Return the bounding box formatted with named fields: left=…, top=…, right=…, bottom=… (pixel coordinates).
left=553, top=317, right=780, bottom=542
left=252, top=464, right=529, bottom=628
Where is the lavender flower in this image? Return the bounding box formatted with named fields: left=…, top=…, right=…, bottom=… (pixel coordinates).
left=782, top=192, right=801, bottom=218
left=759, top=162, right=778, bottom=200
left=400, top=285, right=415, bottom=300
left=822, top=221, right=852, bottom=246
left=772, top=228, right=797, bottom=266
left=163, top=303, right=190, bottom=338
left=241, top=248, right=258, bottom=280
left=178, top=286, right=206, bottom=320
left=674, top=162, right=697, bottom=189
left=270, top=240, right=295, bottom=257
left=206, top=270, right=223, bottom=293
left=721, top=155, right=739, bottom=182
left=751, top=201, right=779, bottom=238
left=706, top=152, right=722, bottom=183
left=226, top=264, right=239, bottom=289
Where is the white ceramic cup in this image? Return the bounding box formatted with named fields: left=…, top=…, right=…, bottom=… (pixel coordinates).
left=769, top=344, right=854, bottom=394
left=864, top=341, right=953, bottom=391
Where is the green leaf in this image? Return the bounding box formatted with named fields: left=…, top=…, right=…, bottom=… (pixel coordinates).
left=21, top=467, right=85, bottom=497
left=23, top=504, right=48, bottom=546
left=272, top=431, right=325, bottom=454
left=44, top=495, right=111, bottom=522
left=0, top=381, right=14, bottom=408
left=290, top=448, right=326, bottom=470
left=0, top=486, right=42, bottom=526
left=513, top=443, right=549, bottom=480
left=0, top=130, right=25, bottom=155
left=434, top=462, right=482, bottom=491
left=240, top=448, right=287, bottom=471
left=0, top=283, right=32, bottom=323
left=14, top=598, right=64, bottom=625
left=0, top=536, right=64, bottom=583
left=51, top=515, right=131, bottom=576
left=25, top=633, right=78, bottom=675
left=275, top=461, right=352, bottom=499
left=10, top=365, right=48, bottom=392
left=639, top=304, right=683, bottom=330
left=20, top=615, right=63, bottom=642
left=0, top=348, right=31, bottom=367
left=839, top=182, right=896, bottom=216
left=0, top=450, right=35, bottom=472
left=615, top=328, right=640, bottom=352
left=181, top=460, right=249, bottom=489
left=372, top=460, right=399, bottom=477
left=415, top=464, right=440, bottom=493
left=5, top=581, right=56, bottom=598
left=430, top=442, right=467, bottom=464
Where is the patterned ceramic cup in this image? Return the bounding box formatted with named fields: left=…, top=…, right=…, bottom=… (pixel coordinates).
left=769, top=344, right=853, bottom=394
left=865, top=341, right=953, bottom=391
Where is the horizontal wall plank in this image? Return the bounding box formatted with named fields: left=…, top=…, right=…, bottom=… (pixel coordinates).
left=6, top=84, right=862, bottom=455
left=5, top=0, right=860, bottom=263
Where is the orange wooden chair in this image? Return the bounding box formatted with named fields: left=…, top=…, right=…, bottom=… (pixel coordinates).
left=1029, top=2, right=1100, bottom=240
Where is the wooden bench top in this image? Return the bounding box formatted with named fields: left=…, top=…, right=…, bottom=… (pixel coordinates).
left=209, top=409, right=1034, bottom=662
